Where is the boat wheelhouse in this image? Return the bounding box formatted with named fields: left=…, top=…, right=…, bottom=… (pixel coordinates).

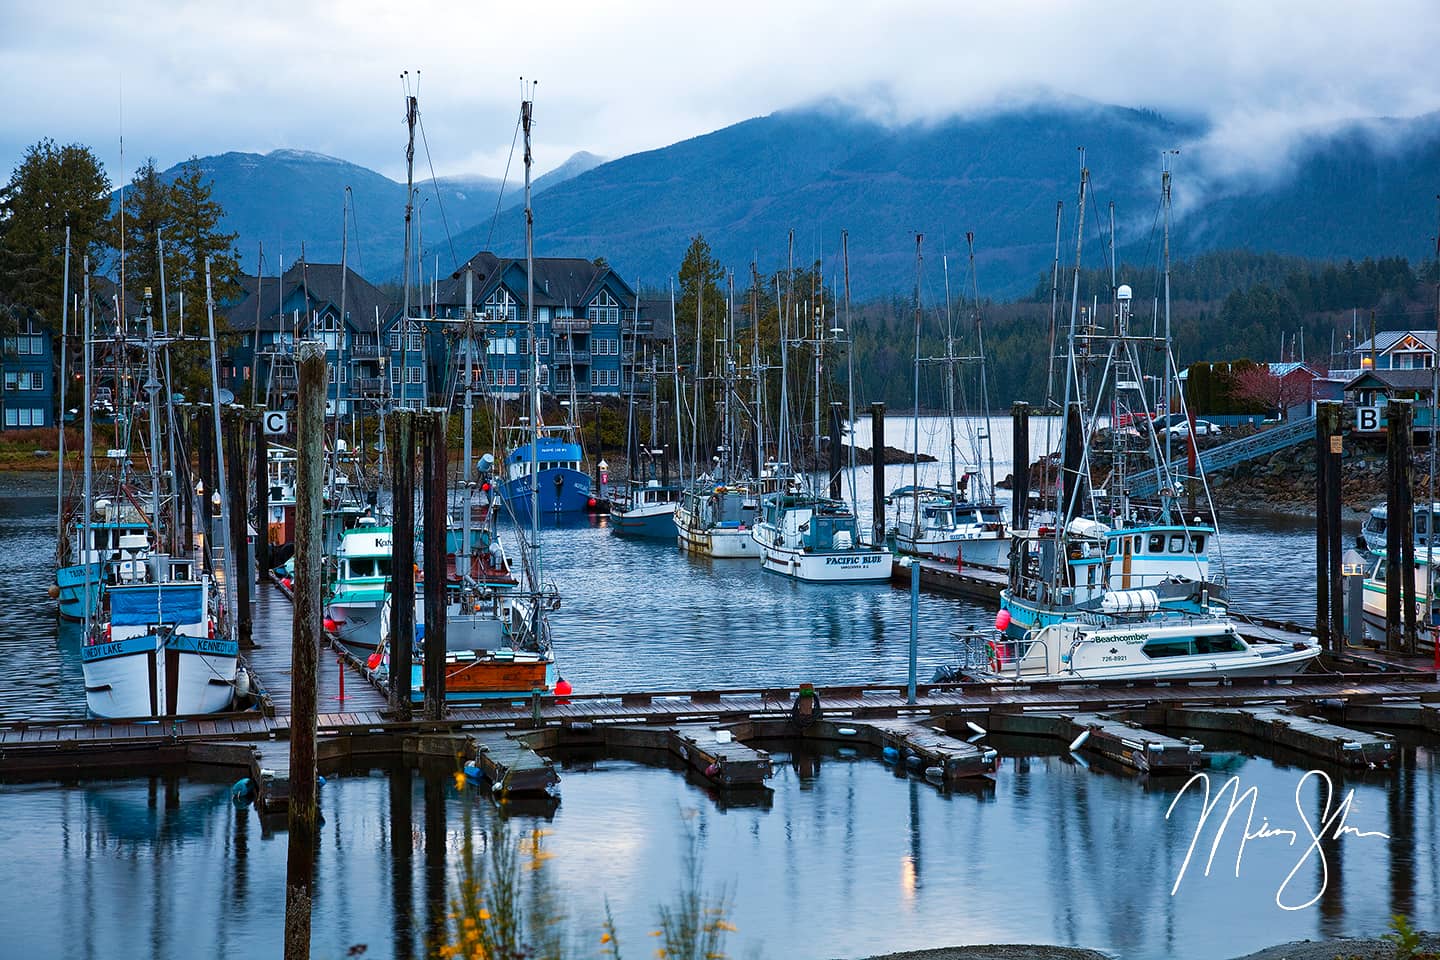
left=752, top=492, right=890, bottom=582
left=500, top=428, right=592, bottom=519
left=892, top=487, right=1009, bottom=567
left=609, top=478, right=682, bottom=537
left=674, top=481, right=762, bottom=558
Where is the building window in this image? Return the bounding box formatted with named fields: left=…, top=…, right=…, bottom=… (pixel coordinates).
left=484, top=292, right=518, bottom=322
left=389, top=331, right=402, bottom=351
left=4, top=371, right=42, bottom=391
left=408, top=332, right=423, bottom=352
left=518, top=369, right=528, bottom=387
left=405, top=366, right=422, bottom=384
left=391, top=365, right=402, bottom=384
left=536, top=338, right=550, bottom=355
left=506, top=369, right=518, bottom=387
left=538, top=366, right=549, bottom=386
left=519, top=338, right=530, bottom=355
left=488, top=337, right=517, bottom=356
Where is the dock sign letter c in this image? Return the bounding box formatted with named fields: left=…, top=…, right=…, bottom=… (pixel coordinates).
left=263, top=410, right=289, bottom=435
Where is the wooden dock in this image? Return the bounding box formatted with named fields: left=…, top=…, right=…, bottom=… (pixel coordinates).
left=891, top=556, right=1006, bottom=602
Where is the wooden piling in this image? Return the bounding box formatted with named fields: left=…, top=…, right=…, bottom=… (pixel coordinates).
left=422, top=410, right=448, bottom=721
left=1387, top=400, right=1417, bottom=652
left=870, top=401, right=885, bottom=544
left=283, top=341, right=327, bottom=960
left=1011, top=401, right=1030, bottom=530
left=225, top=413, right=253, bottom=648
left=1316, top=404, right=1331, bottom=646
left=1326, top=404, right=1344, bottom=654
left=254, top=414, right=270, bottom=575
left=389, top=409, right=416, bottom=721
left=1399, top=401, right=1419, bottom=652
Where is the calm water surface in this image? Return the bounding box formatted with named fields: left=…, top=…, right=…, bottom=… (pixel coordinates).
left=0, top=445, right=1408, bottom=960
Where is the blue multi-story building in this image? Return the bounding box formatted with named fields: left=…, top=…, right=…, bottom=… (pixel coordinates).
left=433, top=252, right=642, bottom=402
left=224, top=263, right=409, bottom=411
left=2, top=312, right=56, bottom=430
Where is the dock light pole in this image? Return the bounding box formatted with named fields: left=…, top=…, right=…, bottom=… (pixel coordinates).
left=906, top=556, right=919, bottom=704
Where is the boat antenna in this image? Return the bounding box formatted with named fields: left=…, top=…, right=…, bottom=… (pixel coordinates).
left=401, top=75, right=418, bottom=410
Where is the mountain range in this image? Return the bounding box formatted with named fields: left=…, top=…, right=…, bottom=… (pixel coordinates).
left=158, top=102, right=1440, bottom=298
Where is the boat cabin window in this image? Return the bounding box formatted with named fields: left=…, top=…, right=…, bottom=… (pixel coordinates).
left=1132, top=536, right=1141, bottom=553
left=1141, top=638, right=1193, bottom=658
left=980, top=507, right=1004, bottom=523
left=1193, top=632, right=1245, bottom=654
left=1107, top=538, right=1118, bottom=556
left=1148, top=534, right=1165, bottom=553
left=1372, top=558, right=1387, bottom=581
left=1191, top=534, right=1206, bottom=554
left=1170, top=535, right=1186, bottom=554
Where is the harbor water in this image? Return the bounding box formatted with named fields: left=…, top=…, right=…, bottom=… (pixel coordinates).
left=0, top=428, right=1408, bottom=960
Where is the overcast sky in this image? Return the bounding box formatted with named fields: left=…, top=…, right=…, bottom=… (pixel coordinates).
left=3, top=0, right=1439, bottom=187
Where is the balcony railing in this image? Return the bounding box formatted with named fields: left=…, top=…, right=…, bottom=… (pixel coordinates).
left=350, top=342, right=383, bottom=360
left=552, top=317, right=591, bottom=333
left=355, top=377, right=385, bottom=395
left=554, top=349, right=591, bottom=364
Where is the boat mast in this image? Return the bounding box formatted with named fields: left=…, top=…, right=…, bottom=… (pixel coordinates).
left=670, top=281, right=684, bottom=487
left=461, top=266, right=475, bottom=582
left=842, top=232, right=859, bottom=520
left=157, top=234, right=180, bottom=556
left=1431, top=194, right=1440, bottom=527
left=912, top=234, right=923, bottom=537
left=206, top=260, right=235, bottom=617
left=56, top=227, right=70, bottom=558
left=752, top=263, right=763, bottom=482
left=401, top=83, right=417, bottom=411
left=522, top=86, right=541, bottom=587
left=81, top=259, right=93, bottom=636
left=968, top=233, right=997, bottom=501
left=941, top=249, right=957, bottom=499
left=1056, top=154, right=1088, bottom=567
left=143, top=289, right=163, bottom=572
left=337, top=189, right=350, bottom=483
left=1161, top=159, right=1174, bottom=508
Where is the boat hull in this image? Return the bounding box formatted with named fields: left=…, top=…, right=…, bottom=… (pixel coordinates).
left=327, top=598, right=387, bottom=657
left=610, top=503, right=678, bottom=537
left=979, top=647, right=1320, bottom=683
left=757, top=540, right=891, bottom=582
left=81, top=633, right=238, bottom=718
left=677, top=521, right=762, bottom=558
left=56, top=561, right=103, bottom=621
left=896, top=532, right=1010, bottom=567
left=502, top=468, right=593, bottom=518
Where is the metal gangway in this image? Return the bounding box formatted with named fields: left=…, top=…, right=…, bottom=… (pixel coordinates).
left=1127, top=415, right=1317, bottom=498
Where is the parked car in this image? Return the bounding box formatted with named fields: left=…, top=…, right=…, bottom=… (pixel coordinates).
left=1163, top=418, right=1222, bottom=437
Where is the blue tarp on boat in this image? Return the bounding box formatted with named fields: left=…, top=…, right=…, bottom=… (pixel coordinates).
left=109, top=584, right=205, bottom=626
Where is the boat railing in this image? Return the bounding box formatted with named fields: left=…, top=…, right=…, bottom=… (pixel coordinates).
left=951, top=629, right=1049, bottom=681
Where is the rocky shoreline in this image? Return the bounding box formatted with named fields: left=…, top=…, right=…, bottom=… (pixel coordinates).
left=858, top=930, right=1440, bottom=960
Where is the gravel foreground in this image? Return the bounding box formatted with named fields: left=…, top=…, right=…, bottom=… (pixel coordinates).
left=858, top=931, right=1440, bottom=960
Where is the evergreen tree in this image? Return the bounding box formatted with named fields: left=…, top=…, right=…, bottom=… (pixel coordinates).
left=115, top=157, right=174, bottom=304
left=165, top=157, right=240, bottom=328
left=0, top=139, right=111, bottom=325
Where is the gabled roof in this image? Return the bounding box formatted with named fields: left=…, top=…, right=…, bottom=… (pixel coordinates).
left=226, top=263, right=397, bottom=332
left=1344, top=368, right=1437, bottom=392
left=637, top=298, right=674, bottom=340
left=1267, top=361, right=1324, bottom=379
left=436, top=250, right=634, bottom=312
left=1354, top=330, right=1437, bottom=354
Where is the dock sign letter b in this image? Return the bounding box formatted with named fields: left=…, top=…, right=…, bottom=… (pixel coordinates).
left=263, top=410, right=289, bottom=435
left=1356, top=406, right=1381, bottom=433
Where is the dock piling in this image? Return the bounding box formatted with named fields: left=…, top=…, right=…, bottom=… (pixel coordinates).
left=1386, top=400, right=1417, bottom=652
left=225, top=412, right=253, bottom=648
left=422, top=409, right=448, bottom=721
left=389, top=410, right=416, bottom=721
left=870, top=401, right=885, bottom=545
left=283, top=340, right=327, bottom=960
left=1011, top=401, right=1030, bottom=530
left=254, top=414, right=270, bottom=575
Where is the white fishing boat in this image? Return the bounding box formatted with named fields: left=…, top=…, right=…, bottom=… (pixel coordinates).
left=753, top=491, right=890, bottom=582
left=324, top=517, right=396, bottom=657
left=675, top=481, right=761, bottom=557
left=892, top=487, right=1009, bottom=566
left=946, top=617, right=1319, bottom=683
left=80, top=282, right=241, bottom=718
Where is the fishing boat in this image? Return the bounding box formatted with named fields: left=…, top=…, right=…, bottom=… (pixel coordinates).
left=675, top=481, right=762, bottom=557
left=976, top=160, right=1318, bottom=682
left=892, top=234, right=1011, bottom=568
left=80, top=282, right=241, bottom=718
left=370, top=87, right=559, bottom=702
left=610, top=476, right=682, bottom=536
left=892, top=486, right=1009, bottom=566
left=499, top=424, right=593, bottom=519
left=1358, top=501, right=1440, bottom=558
left=324, top=517, right=395, bottom=657
left=753, top=488, right=890, bottom=581
left=943, top=616, right=1320, bottom=683
left=1360, top=551, right=1440, bottom=641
